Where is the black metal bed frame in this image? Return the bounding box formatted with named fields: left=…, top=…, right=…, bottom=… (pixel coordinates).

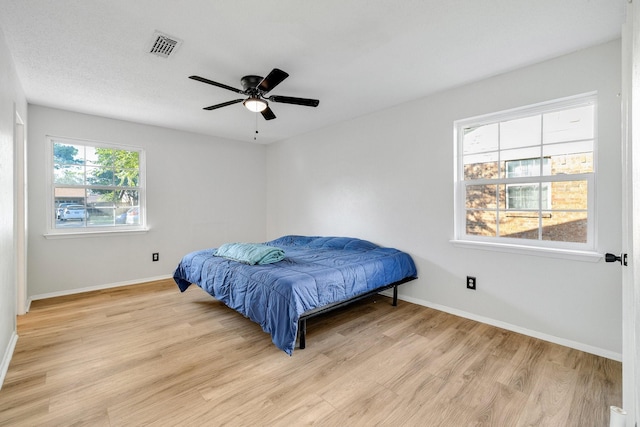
left=297, top=276, right=416, bottom=349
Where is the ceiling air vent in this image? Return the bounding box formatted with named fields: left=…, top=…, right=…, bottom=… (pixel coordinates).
left=149, top=31, right=181, bottom=58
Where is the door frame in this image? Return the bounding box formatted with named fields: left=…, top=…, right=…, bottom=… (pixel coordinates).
left=622, top=1, right=639, bottom=424
left=14, top=108, right=27, bottom=315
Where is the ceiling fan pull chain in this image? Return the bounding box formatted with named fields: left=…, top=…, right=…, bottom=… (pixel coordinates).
left=254, top=112, right=259, bottom=141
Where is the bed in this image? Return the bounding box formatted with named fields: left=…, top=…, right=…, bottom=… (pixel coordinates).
left=173, top=235, right=417, bottom=355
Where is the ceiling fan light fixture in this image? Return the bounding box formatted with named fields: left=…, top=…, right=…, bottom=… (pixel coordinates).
left=243, top=97, right=268, bottom=113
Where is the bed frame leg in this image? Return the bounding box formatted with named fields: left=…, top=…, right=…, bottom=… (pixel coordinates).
left=299, top=319, right=307, bottom=349
left=392, top=285, right=398, bottom=306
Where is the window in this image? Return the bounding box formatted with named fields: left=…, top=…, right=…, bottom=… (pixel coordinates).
left=454, top=93, right=596, bottom=252
left=47, top=136, right=145, bottom=235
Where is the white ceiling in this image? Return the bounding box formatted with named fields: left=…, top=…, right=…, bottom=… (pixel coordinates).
left=0, top=0, right=626, bottom=144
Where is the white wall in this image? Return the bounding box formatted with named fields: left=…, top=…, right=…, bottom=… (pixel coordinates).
left=266, top=40, right=623, bottom=358
left=27, top=106, right=267, bottom=297
left=0, top=27, right=27, bottom=387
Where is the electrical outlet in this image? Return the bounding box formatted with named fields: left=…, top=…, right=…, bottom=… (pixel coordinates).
left=466, top=276, right=476, bottom=290
left=152, top=253, right=159, bottom=262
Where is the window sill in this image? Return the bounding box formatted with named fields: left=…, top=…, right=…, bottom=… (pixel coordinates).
left=450, top=239, right=603, bottom=262
left=44, top=227, right=149, bottom=239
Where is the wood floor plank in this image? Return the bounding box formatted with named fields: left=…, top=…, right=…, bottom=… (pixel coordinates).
left=0, top=279, right=622, bottom=426
left=514, top=358, right=576, bottom=426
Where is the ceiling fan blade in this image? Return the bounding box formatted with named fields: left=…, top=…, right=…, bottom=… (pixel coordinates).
left=189, top=75, right=244, bottom=94
left=258, top=68, right=289, bottom=93
left=269, top=95, right=319, bottom=107
left=203, top=99, right=244, bottom=110
left=261, top=106, right=276, bottom=120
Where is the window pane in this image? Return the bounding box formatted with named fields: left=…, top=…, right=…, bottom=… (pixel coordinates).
left=113, top=149, right=139, bottom=168
left=543, top=105, right=594, bottom=144
left=86, top=165, right=113, bottom=186
left=122, top=189, right=138, bottom=207
left=89, top=203, right=116, bottom=227
left=114, top=169, right=139, bottom=187
left=500, top=115, right=541, bottom=150
left=463, top=152, right=499, bottom=180
left=121, top=204, right=140, bottom=225
left=466, top=210, right=496, bottom=236
left=542, top=211, right=587, bottom=243
left=54, top=143, right=84, bottom=165
left=504, top=157, right=550, bottom=178
left=463, top=123, right=498, bottom=155
left=543, top=140, right=593, bottom=156
left=54, top=189, right=86, bottom=226
left=505, top=182, right=550, bottom=210
left=550, top=180, right=588, bottom=210
left=54, top=165, right=84, bottom=185
left=55, top=200, right=87, bottom=229
left=87, top=188, right=114, bottom=205
left=466, top=184, right=498, bottom=209
left=86, top=189, right=114, bottom=227
left=500, top=146, right=541, bottom=163
left=498, top=210, right=540, bottom=239
left=545, top=143, right=594, bottom=175
left=507, top=184, right=537, bottom=210
left=88, top=147, right=115, bottom=166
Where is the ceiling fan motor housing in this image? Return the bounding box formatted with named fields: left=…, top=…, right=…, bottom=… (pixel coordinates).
left=241, top=75, right=263, bottom=92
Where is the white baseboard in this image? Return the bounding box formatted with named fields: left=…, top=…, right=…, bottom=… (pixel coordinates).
left=0, top=331, right=18, bottom=391
left=28, top=274, right=174, bottom=304
left=380, top=290, right=622, bottom=362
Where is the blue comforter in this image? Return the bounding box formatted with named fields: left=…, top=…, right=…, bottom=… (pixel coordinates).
left=173, top=235, right=417, bottom=355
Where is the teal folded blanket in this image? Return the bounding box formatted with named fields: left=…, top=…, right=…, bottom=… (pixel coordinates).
left=214, top=242, right=285, bottom=265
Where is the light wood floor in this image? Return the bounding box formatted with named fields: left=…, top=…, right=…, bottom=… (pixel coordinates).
left=0, top=279, right=621, bottom=426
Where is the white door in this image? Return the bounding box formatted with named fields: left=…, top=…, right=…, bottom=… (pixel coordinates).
left=621, top=2, right=639, bottom=424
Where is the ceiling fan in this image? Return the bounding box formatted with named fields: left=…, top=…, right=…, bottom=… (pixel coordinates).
left=189, top=68, right=320, bottom=120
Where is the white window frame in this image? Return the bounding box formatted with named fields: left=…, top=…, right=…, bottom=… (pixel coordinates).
left=452, top=93, right=600, bottom=261
left=44, top=136, right=148, bottom=238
